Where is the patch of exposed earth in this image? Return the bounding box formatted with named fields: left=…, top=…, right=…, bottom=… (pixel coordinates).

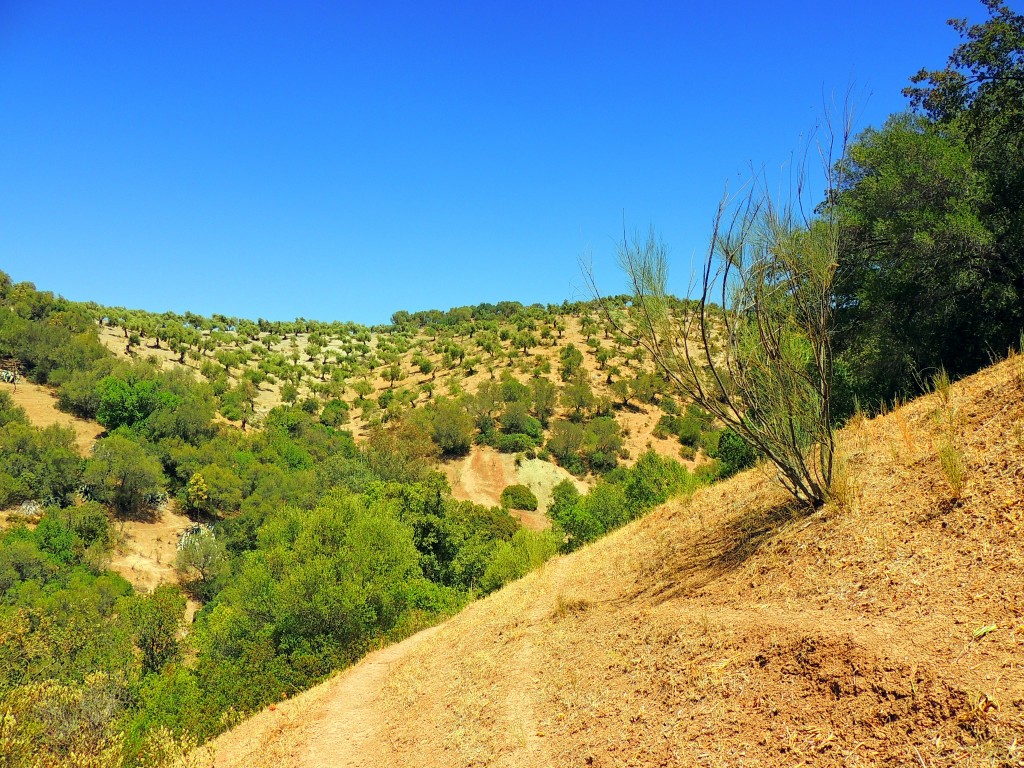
left=2, top=380, right=105, bottom=454
left=440, top=446, right=589, bottom=530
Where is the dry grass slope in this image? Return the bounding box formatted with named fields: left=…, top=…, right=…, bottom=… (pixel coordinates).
left=211, top=357, right=1024, bottom=767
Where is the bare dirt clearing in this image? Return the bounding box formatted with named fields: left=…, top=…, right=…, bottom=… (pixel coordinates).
left=108, top=502, right=192, bottom=594
left=441, top=445, right=588, bottom=529
left=208, top=357, right=1024, bottom=767
left=2, top=380, right=104, bottom=454
left=108, top=501, right=201, bottom=624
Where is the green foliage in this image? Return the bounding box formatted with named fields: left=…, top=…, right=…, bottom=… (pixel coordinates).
left=499, top=401, right=542, bottom=439
left=547, top=420, right=585, bottom=473
left=558, top=344, right=584, bottom=381
left=175, top=527, right=230, bottom=600
left=96, top=375, right=178, bottom=431
left=320, top=397, right=350, bottom=427
left=478, top=528, right=559, bottom=593
left=495, top=432, right=537, bottom=453
left=500, top=484, right=538, bottom=511
left=530, top=376, right=557, bottom=426
left=0, top=420, right=82, bottom=507
left=714, top=430, right=757, bottom=477
left=623, top=450, right=692, bottom=510
left=121, top=585, right=186, bottom=674
left=549, top=451, right=710, bottom=552
left=561, top=378, right=595, bottom=420
left=834, top=113, right=1003, bottom=408
left=581, top=416, right=622, bottom=472
left=423, top=397, right=475, bottom=456
left=83, top=435, right=166, bottom=516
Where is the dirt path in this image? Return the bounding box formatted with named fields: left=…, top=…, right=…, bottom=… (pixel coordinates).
left=212, top=627, right=442, bottom=768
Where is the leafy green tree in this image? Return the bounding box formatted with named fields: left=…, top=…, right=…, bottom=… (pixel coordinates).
left=530, top=376, right=557, bottom=426
left=320, top=398, right=350, bottom=427
left=425, top=397, right=475, bottom=456
left=881, top=1, right=1024, bottom=395
left=175, top=527, right=230, bottom=600
left=83, top=435, right=165, bottom=516
left=120, top=585, right=185, bottom=673
left=561, top=378, right=595, bottom=421
left=547, top=420, right=585, bottom=471
left=548, top=480, right=580, bottom=526
left=478, top=528, right=558, bottom=593
left=558, top=344, right=584, bottom=381
left=834, top=113, right=998, bottom=406
left=714, top=429, right=758, bottom=477
left=582, top=416, right=622, bottom=472
left=499, top=401, right=542, bottom=438
left=220, top=380, right=257, bottom=428
left=0, top=421, right=82, bottom=507
left=96, top=375, right=176, bottom=431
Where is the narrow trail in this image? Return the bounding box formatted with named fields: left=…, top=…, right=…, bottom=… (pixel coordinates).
left=212, top=626, right=441, bottom=768
left=498, top=564, right=573, bottom=766
left=296, top=626, right=442, bottom=768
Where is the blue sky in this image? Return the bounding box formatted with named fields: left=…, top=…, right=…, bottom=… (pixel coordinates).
left=0, top=1, right=982, bottom=325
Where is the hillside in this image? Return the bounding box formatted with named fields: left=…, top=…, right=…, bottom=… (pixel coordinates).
left=91, top=299, right=711, bottom=473
left=209, top=356, right=1024, bottom=767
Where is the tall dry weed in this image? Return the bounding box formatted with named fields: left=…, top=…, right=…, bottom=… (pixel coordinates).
left=827, top=441, right=861, bottom=512
left=930, top=367, right=951, bottom=407
left=892, top=403, right=917, bottom=456
left=1012, top=337, right=1024, bottom=394
left=938, top=440, right=967, bottom=500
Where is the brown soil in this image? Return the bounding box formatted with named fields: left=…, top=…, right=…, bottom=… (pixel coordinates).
left=211, top=627, right=442, bottom=768
left=208, top=356, right=1024, bottom=767
left=108, top=502, right=192, bottom=593
left=441, top=446, right=589, bottom=530
left=108, top=502, right=201, bottom=622
left=2, top=380, right=104, bottom=454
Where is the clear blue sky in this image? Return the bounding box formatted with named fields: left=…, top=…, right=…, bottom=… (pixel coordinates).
left=0, top=1, right=982, bottom=325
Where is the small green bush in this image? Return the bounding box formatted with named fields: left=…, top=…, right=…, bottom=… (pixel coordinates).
left=500, top=484, right=538, bottom=511
left=714, top=429, right=757, bottom=477
left=320, top=398, right=350, bottom=427
left=496, top=433, right=536, bottom=453
left=675, top=415, right=703, bottom=447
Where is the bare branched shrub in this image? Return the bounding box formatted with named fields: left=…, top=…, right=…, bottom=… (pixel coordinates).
left=589, top=111, right=851, bottom=508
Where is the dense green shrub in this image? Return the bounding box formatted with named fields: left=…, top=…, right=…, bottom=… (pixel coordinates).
left=478, top=528, right=559, bottom=593
left=83, top=435, right=166, bottom=516
left=496, top=433, right=536, bottom=453
left=500, top=484, right=538, bottom=511
left=714, top=430, right=757, bottom=477
left=0, top=421, right=82, bottom=507
left=320, top=398, right=350, bottom=427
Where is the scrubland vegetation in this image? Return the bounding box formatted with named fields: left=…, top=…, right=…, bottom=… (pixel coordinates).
left=0, top=274, right=732, bottom=766
left=3, top=2, right=1024, bottom=765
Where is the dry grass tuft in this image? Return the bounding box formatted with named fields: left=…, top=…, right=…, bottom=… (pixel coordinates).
left=551, top=592, right=591, bottom=620
left=937, top=439, right=967, bottom=500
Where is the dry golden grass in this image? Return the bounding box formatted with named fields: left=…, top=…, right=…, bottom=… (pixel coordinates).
left=210, top=357, right=1024, bottom=768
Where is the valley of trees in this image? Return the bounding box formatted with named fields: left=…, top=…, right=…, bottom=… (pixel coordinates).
left=0, top=273, right=733, bottom=765
left=2, top=1, right=1024, bottom=764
